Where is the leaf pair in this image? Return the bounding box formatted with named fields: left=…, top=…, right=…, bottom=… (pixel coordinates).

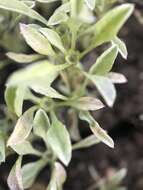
left=8, top=157, right=47, bottom=190
left=82, top=4, right=134, bottom=48
left=34, top=110, right=72, bottom=166
left=85, top=45, right=127, bottom=107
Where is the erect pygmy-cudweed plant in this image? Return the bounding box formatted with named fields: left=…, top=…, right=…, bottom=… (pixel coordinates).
left=0, top=0, right=134, bottom=189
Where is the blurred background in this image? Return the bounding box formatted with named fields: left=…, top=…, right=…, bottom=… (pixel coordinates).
left=0, top=0, right=143, bottom=190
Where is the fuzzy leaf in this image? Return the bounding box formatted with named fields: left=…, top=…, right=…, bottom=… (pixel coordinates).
left=40, top=28, right=65, bottom=53
left=7, top=157, right=23, bottom=190
left=79, top=111, right=114, bottom=148
left=47, top=162, right=67, bottom=190
left=14, top=86, right=27, bottom=117
left=48, top=7, right=68, bottom=26
left=83, top=4, right=134, bottom=47
left=5, top=86, right=16, bottom=113
left=112, top=37, right=128, bottom=59
left=12, top=141, right=42, bottom=156
left=72, top=97, right=104, bottom=111
left=90, top=45, right=118, bottom=75
left=33, top=109, right=50, bottom=140
left=6, top=52, right=43, bottom=63
left=86, top=74, right=116, bottom=107
left=7, top=61, right=69, bottom=99
left=20, top=24, right=55, bottom=56
left=22, top=159, right=46, bottom=189
left=107, top=72, right=127, bottom=84
left=7, top=108, right=34, bottom=146
left=73, top=134, right=100, bottom=150
left=0, top=0, right=47, bottom=25
left=47, top=113, right=72, bottom=166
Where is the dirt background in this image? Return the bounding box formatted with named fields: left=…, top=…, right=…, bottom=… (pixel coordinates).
left=0, top=1, right=143, bottom=190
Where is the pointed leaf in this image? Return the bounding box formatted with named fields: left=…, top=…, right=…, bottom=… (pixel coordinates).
left=47, top=113, right=72, bottom=166
left=83, top=4, right=134, bottom=47
left=7, top=61, right=69, bottom=93
left=47, top=162, right=67, bottom=190
left=40, top=28, right=65, bottom=53
left=7, top=157, right=23, bottom=190
left=5, top=86, right=16, bottom=113
left=7, top=108, right=34, bottom=146
left=90, top=45, right=118, bottom=75
left=86, top=74, right=116, bottom=107
left=14, top=86, right=27, bottom=117
left=0, top=0, right=47, bottom=25
left=32, top=86, right=67, bottom=100
left=79, top=111, right=114, bottom=148
left=73, top=134, right=100, bottom=150
left=22, top=159, right=46, bottom=189
left=20, top=24, right=55, bottom=56
left=48, top=8, right=68, bottom=26
left=72, top=97, right=104, bottom=111
left=6, top=52, right=43, bottom=63
left=112, top=37, right=128, bottom=59
left=107, top=72, right=127, bottom=84
left=33, top=109, right=50, bottom=140
left=12, top=141, right=42, bottom=156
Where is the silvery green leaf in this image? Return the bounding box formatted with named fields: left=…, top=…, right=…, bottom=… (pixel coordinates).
left=14, top=86, right=27, bottom=117
left=112, top=37, right=128, bottom=59
left=70, top=0, right=84, bottom=18
left=47, top=2, right=70, bottom=26
left=47, top=162, right=67, bottom=190
left=48, top=12, right=68, bottom=26
left=5, top=86, right=16, bottom=113
left=7, top=156, right=23, bottom=190
left=89, top=45, right=118, bottom=75
left=22, top=159, right=47, bottom=189
left=72, top=96, right=104, bottom=111
left=40, top=28, right=65, bottom=53
left=20, top=24, right=55, bottom=56
left=56, top=2, right=70, bottom=13
left=23, top=0, right=35, bottom=8
left=6, top=52, right=43, bottom=63
left=85, top=0, right=96, bottom=10
left=107, top=72, right=127, bottom=84
left=79, top=3, right=95, bottom=24
left=90, top=121, right=114, bottom=148
left=32, top=86, right=67, bottom=100
left=83, top=4, right=134, bottom=47
left=0, top=0, right=47, bottom=25
left=12, top=141, right=42, bottom=156
left=79, top=111, right=114, bottom=148
left=73, top=134, right=100, bottom=150
left=0, top=132, right=5, bottom=164
left=33, top=109, right=50, bottom=140
left=7, top=108, right=34, bottom=146
left=86, top=74, right=116, bottom=107
left=7, top=60, right=69, bottom=93
left=47, top=113, right=72, bottom=166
